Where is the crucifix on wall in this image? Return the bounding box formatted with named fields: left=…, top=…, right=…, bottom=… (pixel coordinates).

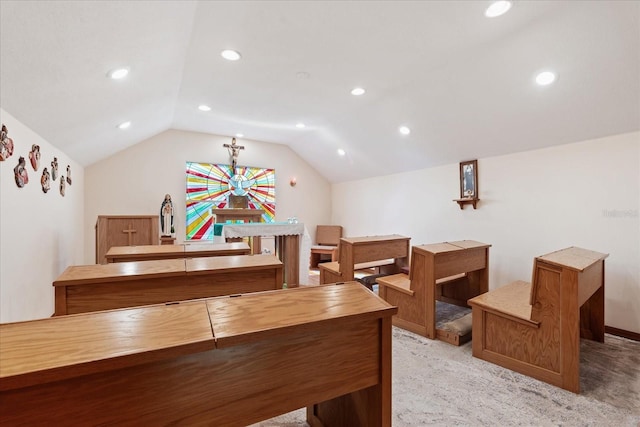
left=223, top=137, right=245, bottom=173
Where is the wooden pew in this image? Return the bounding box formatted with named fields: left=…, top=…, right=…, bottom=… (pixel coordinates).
left=468, top=246, right=608, bottom=393
left=53, top=255, right=283, bottom=315
left=319, top=234, right=410, bottom=285
left=1, top=283, right=397, bottom=426
left=377, top=240, right=491, bottom=345
left=105, top=242, right=251, bottom=262
left=310, top=225, right=342, bottom=267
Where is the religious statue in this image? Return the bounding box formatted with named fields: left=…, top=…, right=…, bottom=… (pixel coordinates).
left=28, top=144, right=41, bottom=171
left=160, top=194, right=174, bottom=236
left=41, top=167, right=51, bottom=193
left=13, top=156, right=29, bottom=188
left=224, top=137, right=244, bottom=173
left=0, top=124, right=15, bottom=161
left=51, top=157, right=59, bottom=181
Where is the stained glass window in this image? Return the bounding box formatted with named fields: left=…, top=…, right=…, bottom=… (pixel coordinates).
left=186, top=162, right=275, bottom=240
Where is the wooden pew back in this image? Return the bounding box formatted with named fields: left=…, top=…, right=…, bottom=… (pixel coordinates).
left=316, top=225, right=342, bottom=246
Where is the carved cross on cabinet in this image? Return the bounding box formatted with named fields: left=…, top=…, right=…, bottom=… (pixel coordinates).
left=122, top=223, right=137, bottom=246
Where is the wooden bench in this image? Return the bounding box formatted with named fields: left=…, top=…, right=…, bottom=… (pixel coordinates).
left=53, top=255, right=283, bottom=315
left=468, top=246, right=608, bottom=393
left=309, top=225, right=342, bottom=268
left=105, top=242, right=251, bottom=262
left=377, top=240, right=491, bottom=345
left=319, top=234, right=410, bottom=285
left=1, top=283, right=396, bottom=426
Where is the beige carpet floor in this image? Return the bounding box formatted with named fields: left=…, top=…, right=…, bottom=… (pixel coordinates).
left=256, top=327, right=640, bottom=426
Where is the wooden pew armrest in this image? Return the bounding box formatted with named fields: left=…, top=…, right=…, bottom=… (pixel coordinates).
left=377, top=274, right=414, bottom=296
left=468, top=280, right=539, bottom=328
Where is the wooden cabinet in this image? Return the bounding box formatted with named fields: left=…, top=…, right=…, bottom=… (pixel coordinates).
left=95, top=216, right=159, bottom=264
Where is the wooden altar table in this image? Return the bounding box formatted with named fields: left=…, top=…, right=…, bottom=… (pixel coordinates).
left=105, top=242, right=251, bottom=262
left=213, top=208, right=265, bottom=224
left=53, top=255, right=283, bottom=315
left=222, top=222, right=311, bottom=287
left=1, top=282, right=397, bottom=426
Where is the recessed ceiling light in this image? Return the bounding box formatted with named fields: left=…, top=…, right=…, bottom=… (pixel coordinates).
left=107, top=67, right=129, bottom=80
left=485, top=1, right=512, bottom=18
left=221, top=50, right=241, bottom=61
left=295, top=123, right=306, bottom=129
left=337, top=148, right=346, bottom=156
left=535, top=71, right=556, bottom=86
left=236, top=133, right=244, bottom=138
left=351, top=87, right=366, bottom=96
left=198, top=105, right=211, bottom=112
left=399, top=126, right=411, bottom=135
left=118, top=121, right=131, bottom=129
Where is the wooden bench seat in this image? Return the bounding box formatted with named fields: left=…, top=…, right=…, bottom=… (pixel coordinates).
left=378, top=240, right=491, bottom=346
left=468, top=280, right=536, bottom=327
left=378, top=274, right=413, bottom=296
left=468, top=246, right=608, bottom=393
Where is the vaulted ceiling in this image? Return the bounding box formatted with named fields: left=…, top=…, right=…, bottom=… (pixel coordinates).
left=1, top=1, right=638, bottom=183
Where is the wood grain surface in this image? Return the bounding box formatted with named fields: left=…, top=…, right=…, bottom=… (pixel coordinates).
left=1, top=282, right=395, bottom=426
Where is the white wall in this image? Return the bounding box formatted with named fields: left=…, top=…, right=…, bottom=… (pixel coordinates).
left=332, top=132, right=640, bottom=333
left=0, top=109, right=84, bottom=322
left=84, top=129, right=332, bottom=263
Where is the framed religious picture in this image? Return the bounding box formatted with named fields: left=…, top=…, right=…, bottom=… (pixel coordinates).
left=459, top=159, right=478, bottom=199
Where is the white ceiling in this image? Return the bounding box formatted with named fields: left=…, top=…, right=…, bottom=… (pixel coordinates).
left=1, top=1, right=639, bottom=183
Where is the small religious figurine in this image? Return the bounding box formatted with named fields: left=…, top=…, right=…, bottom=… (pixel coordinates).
left=28, top=144, right=41, bottom=171
left=224, top=137, right=244, bottom=173
left=0, top=124, right=15, bottom=161
left=51, top=157, right=59, bottom=181
left=66, top=165, right=72, bottom=185
left=41, top=167, right=51, bottom=193
left=160, top=194, right=174, bottom=236
left=13, top=156, right=29, bottom=188
left=59, top=175, right=66, bottom=196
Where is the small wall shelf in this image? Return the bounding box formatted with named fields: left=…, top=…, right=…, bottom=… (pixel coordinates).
left=454, top=198, right=479, bottom=210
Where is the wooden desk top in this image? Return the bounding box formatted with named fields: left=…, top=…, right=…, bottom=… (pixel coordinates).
left=208, top=282, right=397, bottom=348
left=53, top=259, right=186, bottom=286
left=0, top=302, right=214, bottom=390
left=105, top=243, right=251, bottom=260
left=341, top=234, right=410, bottom=245
left=186, top=254, right=282, bottom=275
left=106, top=244, right=186, bottom=258
left=537, top=247, right=609, bottom=271
left=416, top=240, right=491, bottom=255
left=184, top=242, right=250, bottom=255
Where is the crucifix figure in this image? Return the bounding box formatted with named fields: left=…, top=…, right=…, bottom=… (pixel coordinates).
left=223, top=137, right=245, bottom=173
left=122, top=223, right=137, bottom=246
